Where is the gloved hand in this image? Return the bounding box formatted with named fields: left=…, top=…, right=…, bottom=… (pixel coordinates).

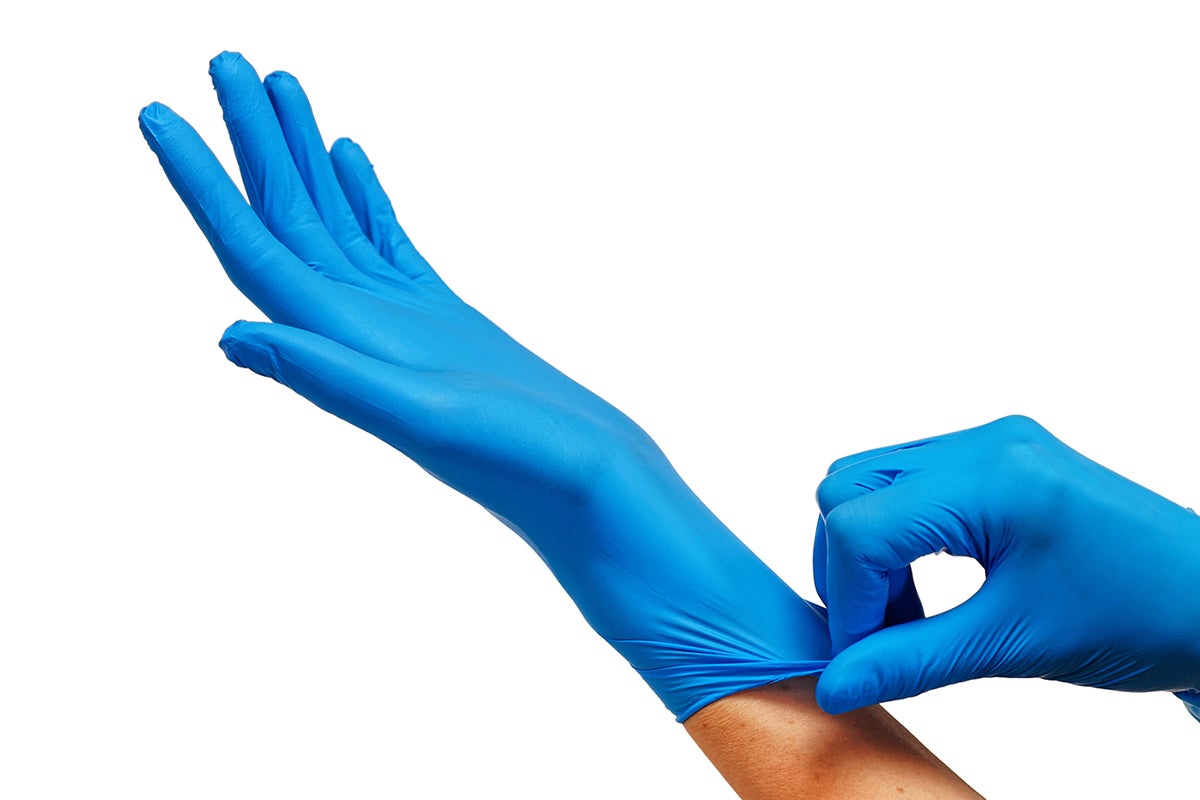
left=139, top=51, right=830, bottom=721
left=812, top=414, right=1200, bottom=715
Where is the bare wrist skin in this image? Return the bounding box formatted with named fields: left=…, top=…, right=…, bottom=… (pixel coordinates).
left=683, top=678, right=983, bottom=800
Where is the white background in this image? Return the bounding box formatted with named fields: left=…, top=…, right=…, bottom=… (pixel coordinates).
left=3, top=2, right=1198, bottom=797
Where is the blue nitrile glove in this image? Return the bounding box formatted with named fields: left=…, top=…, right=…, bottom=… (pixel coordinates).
left=138, top=52, right=830, bottom=722
left=1181, top=690, right=1200, bottom=723
left=811, top=414, right=1200, bottom=717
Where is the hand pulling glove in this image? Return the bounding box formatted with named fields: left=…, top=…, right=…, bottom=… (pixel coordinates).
left=813, top=415, right=1200, bottom=718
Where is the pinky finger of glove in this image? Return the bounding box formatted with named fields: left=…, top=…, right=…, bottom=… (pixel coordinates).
left=218, top=320, right=444, bottom=458
left=328, top=138, right=451, bottom=291
left=815, top=589, right=1001, bottom=714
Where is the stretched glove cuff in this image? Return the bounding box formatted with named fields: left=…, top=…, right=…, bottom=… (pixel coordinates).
left=636, top=658, right=828, bottom=722
left=1175, top=690, right=1200, bottom=723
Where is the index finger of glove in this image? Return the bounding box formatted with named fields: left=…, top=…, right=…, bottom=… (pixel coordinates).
left=817, top=442, right=927, bottom=518
left=814, top=514, right=925, bottom=628
left=825, top=436, right=939, bottom=477
left=823, top=484, right=974, bottom=653
left=139, top=102, right=327, bottom=327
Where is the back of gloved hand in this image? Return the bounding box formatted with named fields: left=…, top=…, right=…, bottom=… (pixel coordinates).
left=139, top=52, right=830, bottom=721
left=812, top=415, right=1200, bottom=714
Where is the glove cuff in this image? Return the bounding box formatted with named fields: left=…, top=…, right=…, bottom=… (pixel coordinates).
left=1175, top=689, right=1200, bottom=723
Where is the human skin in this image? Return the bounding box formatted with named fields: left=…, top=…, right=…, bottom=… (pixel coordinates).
left=685, top=678, right=983, bottom=799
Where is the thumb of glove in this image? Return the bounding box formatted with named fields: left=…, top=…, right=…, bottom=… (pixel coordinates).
left=816, top=594, right=996, bottom=714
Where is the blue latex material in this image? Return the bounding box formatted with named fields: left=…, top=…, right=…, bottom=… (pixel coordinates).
left=139, top=52, right=830, bottom=721
left=812, top=415, right=1200, bottom=716
left=1179, top=691, right=1200, bottom=723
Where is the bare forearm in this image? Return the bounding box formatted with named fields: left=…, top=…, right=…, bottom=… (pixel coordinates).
left=683, top=677, right=982, bottom=800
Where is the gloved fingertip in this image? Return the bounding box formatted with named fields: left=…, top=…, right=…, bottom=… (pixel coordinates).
left=138, top=101, right=172, bottom=125
left=262, top=71, right=302, bottom=103
left=218, top=341, right=249, bottom=371
left=138, top=103, right=187, bottom=155
left=209, top=50, right=247, bottom=77
left=330, top=137, right=364, bottom=160
left=815, top=668, right=872, bottom=715
left=209, top=52, right=262, bottom=108
left=219, top=318, right=254, bottom=340
left=218, top=320, right=248, bottom=363
left=137, top=102, right=174, bottom=145
left=218, top=321, right=282, bottom=382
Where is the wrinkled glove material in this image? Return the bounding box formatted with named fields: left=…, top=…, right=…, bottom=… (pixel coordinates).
left=140, top=51, right=830, bottom=722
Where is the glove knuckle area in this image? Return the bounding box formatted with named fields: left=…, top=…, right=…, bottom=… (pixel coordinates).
left=983, top=419, right=1072, bottom=517
left=815, top=472, right=850, bottom=517
left=822, top=499, right=890, bottom=566
left=826, top=452, right=863, bottom=475
left=817, top=461, right=905, bottom=519
left=983, top=413, right=1050, bottom=442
